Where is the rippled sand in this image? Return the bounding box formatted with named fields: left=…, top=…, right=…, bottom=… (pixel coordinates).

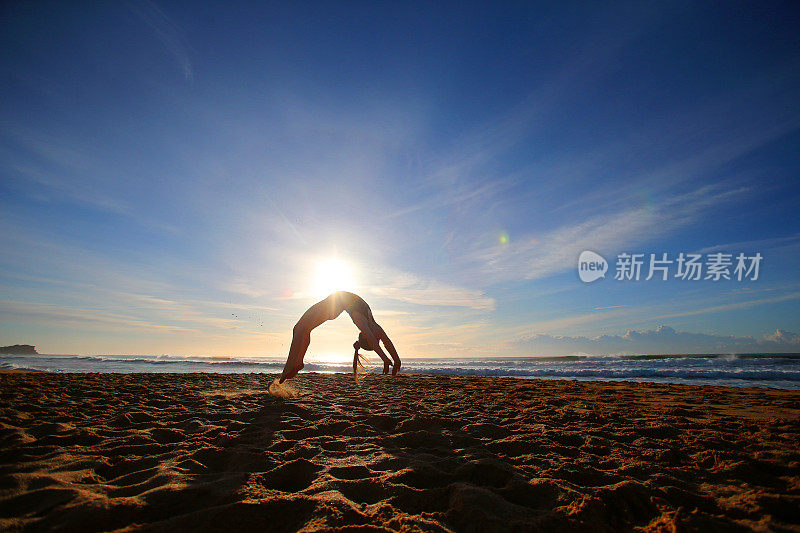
left=1, top=372, right=799, bottom=531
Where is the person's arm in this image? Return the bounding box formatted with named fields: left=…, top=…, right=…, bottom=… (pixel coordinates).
left=380, top=334, right=401, bottom=374
left=381, top=335, right=400, bottom=364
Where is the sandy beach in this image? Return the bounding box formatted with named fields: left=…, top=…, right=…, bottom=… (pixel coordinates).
left=1, top=372, right=799, bottom=532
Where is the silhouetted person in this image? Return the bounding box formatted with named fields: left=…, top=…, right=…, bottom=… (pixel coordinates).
left=279, top=291, right=401, bottom=382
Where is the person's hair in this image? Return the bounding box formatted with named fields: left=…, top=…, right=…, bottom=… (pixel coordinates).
left=353, top=349, right=369, bottom=380
left=354, top=332, right=379, bottom=380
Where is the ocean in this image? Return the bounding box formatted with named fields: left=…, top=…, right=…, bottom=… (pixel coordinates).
left=3, top=352, right=800, bottom=390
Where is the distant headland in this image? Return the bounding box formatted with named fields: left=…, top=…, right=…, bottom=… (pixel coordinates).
left=0, top=345, right=38, bottom=355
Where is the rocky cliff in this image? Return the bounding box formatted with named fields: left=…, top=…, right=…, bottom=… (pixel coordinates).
left=0, top=345, right=38, bottom=355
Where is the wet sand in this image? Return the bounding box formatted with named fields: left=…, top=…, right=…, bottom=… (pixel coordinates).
left=1, top=372, right=799, bottom=532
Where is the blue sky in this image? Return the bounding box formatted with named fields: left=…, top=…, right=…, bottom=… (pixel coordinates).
left=1, top=1, right=799, bottom=357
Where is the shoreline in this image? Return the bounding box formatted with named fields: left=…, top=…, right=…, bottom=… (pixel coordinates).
left=1, top=372, right=799, bottom=531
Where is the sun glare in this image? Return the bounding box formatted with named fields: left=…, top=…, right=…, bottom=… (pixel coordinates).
left=312, top=257, right=357, bottom=298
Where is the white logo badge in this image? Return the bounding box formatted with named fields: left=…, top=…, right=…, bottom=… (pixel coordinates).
left=578, top=251, right=607, bottom=283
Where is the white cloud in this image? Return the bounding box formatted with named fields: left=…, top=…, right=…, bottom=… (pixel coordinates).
left=766, top=329, right=800, bottom=344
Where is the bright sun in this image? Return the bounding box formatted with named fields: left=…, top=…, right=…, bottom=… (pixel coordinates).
left=312, top=257, right=356, bottom=298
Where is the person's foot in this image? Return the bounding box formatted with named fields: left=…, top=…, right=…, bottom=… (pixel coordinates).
left=391, top=361, right=401, bottom=375
left=279, top=362, right=304, bottom=383
left=383, top=362, right=390, bottom=374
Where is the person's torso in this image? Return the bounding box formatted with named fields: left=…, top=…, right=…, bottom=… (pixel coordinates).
left=336, top=291, right=370, bottom=317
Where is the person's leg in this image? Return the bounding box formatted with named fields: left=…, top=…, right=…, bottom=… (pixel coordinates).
left=278, top=298, right=339, bottom=383
left=279, top=324, right=311, bottom=383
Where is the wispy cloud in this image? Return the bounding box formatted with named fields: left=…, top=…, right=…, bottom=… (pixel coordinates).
left=696, top=234, right=800, bottom=254
left=0, top=300, right=193, bottom=333
left=0, top=130, right=130, bottom=215
left=0, top=222, right=284, bottom=339
left=128, top=0, right=194, bottom=82
left=505, top=289, right=800, bottom=339
left=366, top=268, right=495, bottom=310
left=0, top=129, right=180, bottom=235
left=653, top=292, right=800, bottom=320
left=461, top=184, right=748, bottom=284
left=515, top=308, right=636, bottom=335
left=376, top=6, right=669, bottom=224
left=379, top=58, right=800, bottom=290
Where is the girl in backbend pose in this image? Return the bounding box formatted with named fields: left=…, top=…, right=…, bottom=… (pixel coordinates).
left=279, top=291, right=401, bottom=383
